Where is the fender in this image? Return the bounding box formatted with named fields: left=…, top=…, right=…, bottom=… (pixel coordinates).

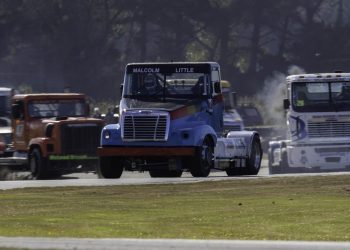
left=227, top=130, right=260, bottom=157
left=28, top=137, right=51, bottom=157
left=100, top=123, right=122, bottom=146
left=185, top=124, right=217, bottom=146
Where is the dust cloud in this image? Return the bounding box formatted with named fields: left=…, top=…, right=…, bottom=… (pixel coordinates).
left=257, top=65, right=305, bottom=125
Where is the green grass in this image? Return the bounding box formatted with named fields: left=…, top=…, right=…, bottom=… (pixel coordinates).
left=0, top=175, right=350, bottom=241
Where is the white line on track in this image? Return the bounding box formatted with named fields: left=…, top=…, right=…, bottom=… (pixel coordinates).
left=0, top=237, right=350, bottom=250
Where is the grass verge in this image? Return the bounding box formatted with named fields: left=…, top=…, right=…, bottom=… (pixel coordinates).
left=0, top=175, right=349, bottom=241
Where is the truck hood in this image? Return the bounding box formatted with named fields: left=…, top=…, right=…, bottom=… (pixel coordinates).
left=28, top=117, right=104, bottom=138
left=121, top=98, right=202, bottom=112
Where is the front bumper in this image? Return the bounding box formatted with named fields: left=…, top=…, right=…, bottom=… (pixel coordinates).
left=287, top=144, right=350, bottom=170
left=97, top=147, right=195, bottom=157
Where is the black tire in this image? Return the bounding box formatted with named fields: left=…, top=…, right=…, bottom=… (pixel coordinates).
left=244, top=135, right=262, bottom=175
left=29, top=148, right=49, bottom=180
left=280, top=148, right=290, bottom=173
left=97, top=156, right=123, bottom=178
left=226, top=163, right=243, bottom=176
left=268, top=148, right=272, bottom=169
left=190, top=137, right=213, bottom=177
left=149, top=169, right=183, bottom=178
left=269, top=164, right=282, bottom=175
left=0, top=166, right=10, bottom=180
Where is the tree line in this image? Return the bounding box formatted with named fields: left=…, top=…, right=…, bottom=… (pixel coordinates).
left=0, top=0, right=349, bottom=100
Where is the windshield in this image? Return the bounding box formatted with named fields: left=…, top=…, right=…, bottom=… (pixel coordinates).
left=124, top=72, right=208, bottom=99
left=123, top=64, right=212, bottom=100
left=292, top=81, right=350, bottom=112
left=28, top=99, right=86, bottom=118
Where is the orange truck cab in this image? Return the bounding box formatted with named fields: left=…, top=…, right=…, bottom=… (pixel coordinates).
left=1, top=93, right=104, bottom=179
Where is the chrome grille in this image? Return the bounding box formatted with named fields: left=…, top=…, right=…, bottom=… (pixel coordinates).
left=61, top=123, right=103, bottom=155
left=122, top=113, right=169, bottom=141
left=308, top=121, right=350, bottom=138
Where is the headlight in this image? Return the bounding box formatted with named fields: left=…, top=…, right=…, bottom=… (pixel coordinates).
left=103, top=130, right=111, bottom=139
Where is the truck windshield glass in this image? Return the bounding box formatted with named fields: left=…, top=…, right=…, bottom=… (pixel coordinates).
left=28, top=99, right=86, bottom=118
left=124, top=72, right=209, bottom=99
left=292, top=81, right=350, bottom=112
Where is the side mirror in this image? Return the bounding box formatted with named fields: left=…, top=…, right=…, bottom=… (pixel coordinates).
left=120, top=83, right=124, bottom=97
left=283, top=99, right=290, bottom=110
left=114, top=105, right=119, bottom=114
left=11, top=104, right=21, bottom=119
left=214, top=81, right=221, bottom=93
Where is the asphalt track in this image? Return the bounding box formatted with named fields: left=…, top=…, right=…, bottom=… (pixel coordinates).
left=1, top=164, right=350, bottom=191
left=1, top=161, right=350, bottom=250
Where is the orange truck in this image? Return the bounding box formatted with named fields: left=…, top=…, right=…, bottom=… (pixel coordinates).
left=0, top=93, right=104, bottom=179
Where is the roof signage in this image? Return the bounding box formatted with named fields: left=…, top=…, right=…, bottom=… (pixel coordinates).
left=175, top=67, right=194, bottom=73
left=132, top=68, right=160, bottom=73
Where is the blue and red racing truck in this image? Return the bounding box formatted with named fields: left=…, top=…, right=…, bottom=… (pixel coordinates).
left=97, top=62, right=262, bottom=178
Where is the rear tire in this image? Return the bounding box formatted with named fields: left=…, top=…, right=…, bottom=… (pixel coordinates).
left=244, top=135, right=262, bottom=175
left=269, top=163, right=282, bottom=174
left=190, top=137, right=213, bottom=177
left=226, top=163, right=243, bottom=176
left=97, top=156, right=123, bottom=178
left=29, top=148, right=49, bottom=180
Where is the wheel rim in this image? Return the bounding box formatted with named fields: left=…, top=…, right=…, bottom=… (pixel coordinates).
left=200, top=140, right=213, bottom=170
left=30, top=155, right=37, bottom=174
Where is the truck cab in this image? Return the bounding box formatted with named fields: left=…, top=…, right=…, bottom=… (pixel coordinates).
left=3, top=93, right=104, bottom=179
left=269, top=73, right=350, bottom=173
left=98, top=62, right=262, bottom=178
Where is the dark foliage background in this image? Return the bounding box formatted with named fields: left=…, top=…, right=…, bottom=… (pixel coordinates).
left=0, top=0, right=349, bottom=101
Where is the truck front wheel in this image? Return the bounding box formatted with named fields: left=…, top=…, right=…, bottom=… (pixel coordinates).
left=190, top=137, right=213, bottom=177
left=225, top=162, right=242, bottom=176
left=29, top=148, right=48, bottom=180
left=98, top=157, right=123, bottom=178
left=280, top=148, right=290, bottom=173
